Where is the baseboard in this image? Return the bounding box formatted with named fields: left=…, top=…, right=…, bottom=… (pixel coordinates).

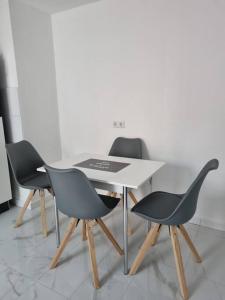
left=190, top=215, right=225, bottom=232
left=0, top=200, right=13, bottom=214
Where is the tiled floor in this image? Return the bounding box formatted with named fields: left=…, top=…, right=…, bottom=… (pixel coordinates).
left=0, top=199, right=225, bottom=300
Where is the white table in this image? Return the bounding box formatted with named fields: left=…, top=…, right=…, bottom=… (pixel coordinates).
left=39, top=153, right=165, bottom=274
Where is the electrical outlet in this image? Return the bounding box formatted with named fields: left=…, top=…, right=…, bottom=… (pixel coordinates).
left=113, top=121, right=125, bottom=128
left=113, top=121, right=118, bottom=128
left=120, top=121, right=125, bottom=128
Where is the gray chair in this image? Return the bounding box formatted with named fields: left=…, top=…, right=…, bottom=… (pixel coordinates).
left=45, top=165, right=124, bottom=289
left=109, top=137, right=142, bottom=159
left=129, top=159, right=219, bottom=300
left=108, top=137, right=142, bottom=205
left=6, top=140, right=51, bottom=236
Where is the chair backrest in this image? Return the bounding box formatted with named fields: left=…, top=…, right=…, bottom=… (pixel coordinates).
left=169, top=159, right=219, bottom=225
left=109, top=137, right=142, bottom=159
left=45, top=165, right=112, bottom=219
left=6, top=140, right=45, bottom=186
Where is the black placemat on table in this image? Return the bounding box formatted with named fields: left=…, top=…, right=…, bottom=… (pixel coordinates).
left=74, top=159, right=130, bottom=173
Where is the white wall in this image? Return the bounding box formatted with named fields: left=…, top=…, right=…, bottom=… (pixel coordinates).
left=52, top=0, right=225, bottom=230
left=0, top=0, right=22, bottom=143
left=9, top=0, right=62, bottom=162
left=0, top=118, right=11, bottom=204
left=0, top=0, right=18, bottom=88
left=0, top=0, right=23, bottom=204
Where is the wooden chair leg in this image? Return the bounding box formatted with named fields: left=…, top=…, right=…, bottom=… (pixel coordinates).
left=128, top=191, right=138, bottom=236
left=128, top=216, right=134, bottom=236
left=39, top=190, right=48, bottom=237
left=119, top=194, right=124, bottom=207
left=178, top=225, right=202, bottom=263
left=107, top=191, right=117, bottom=197
left=82, top=220, right=87, bottom=241
left=151, top=224, right=162, bottom=246
left=50, top=218, right=78, bottom=269
left=117, top=192, right=132, bottom=236
left=128, top=191, right=138, bottom=205
left=96, top=219, right=124, bottom=255
left=15, top=190, right=36, bottom=227
left=47, top=187, right=54, bottom=196
left=86, top=221, right=100, bottom=289
left=107, top=192, right=136, bottom=236
left=128, top=227, right=133, bottom=236
left=129, top=224, right=160, bottom=275
left=170, top=226, right=189, bottom=300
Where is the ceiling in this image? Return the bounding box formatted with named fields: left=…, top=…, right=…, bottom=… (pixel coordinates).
left=17, top=0, right=101, bottom=14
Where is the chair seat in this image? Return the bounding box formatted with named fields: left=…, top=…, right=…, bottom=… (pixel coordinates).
left=21, top=172, right=51, bottom=190
left=131, top=191, right=183, bottom=224
left=99, top=194, right=120, bottom=210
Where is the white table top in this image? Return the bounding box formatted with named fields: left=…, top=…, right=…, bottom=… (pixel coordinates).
left=39, top=153, right=165, bottom=189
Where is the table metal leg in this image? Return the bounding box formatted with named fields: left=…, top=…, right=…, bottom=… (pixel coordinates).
left=123, top=186, right=128, bottom=274
left=54, top=197, right=60, bottom=247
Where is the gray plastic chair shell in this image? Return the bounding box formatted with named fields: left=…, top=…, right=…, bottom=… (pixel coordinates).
left=109, top=137, right=142, bottom=159
left=132, top=159, right=219, bottom=225
left=6, top=140, right=50, bottom=190
left=45, top=165, right=119, bottom=219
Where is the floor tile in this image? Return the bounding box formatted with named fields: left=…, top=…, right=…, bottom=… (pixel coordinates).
left=0, top=268, right=33, bottom=299
left=122, top=279, right=175, bottom=300
left=1, top=205, right=225, bottom=300
left=70, top=272, right=129, bottom=300
left=14, top=282, right=67, bottom=300
left=11, top=254, right=50, bottom=281
left=190, top=227, right=225, bottom=287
